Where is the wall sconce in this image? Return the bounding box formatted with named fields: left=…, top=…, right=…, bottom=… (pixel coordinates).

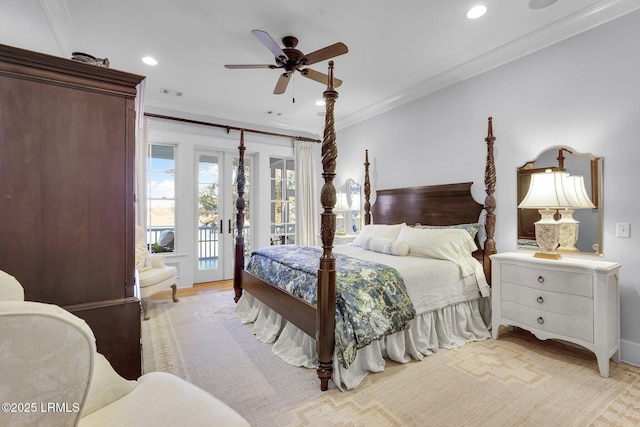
left=518, top=169, right=578, bottom=259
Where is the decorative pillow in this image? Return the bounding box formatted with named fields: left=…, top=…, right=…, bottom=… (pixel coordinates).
left=415, top=222, right=481, bottom=240
left=351, top=223, right=406, bottom=247
left=135, top=239, right=152, bottom=272
left=362, top=237, right=410, bottom=256
left=397, top=226, right=479, bottom=276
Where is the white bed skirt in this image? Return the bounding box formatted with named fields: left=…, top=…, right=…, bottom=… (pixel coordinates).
left=235, top=292, right=491, bottom=391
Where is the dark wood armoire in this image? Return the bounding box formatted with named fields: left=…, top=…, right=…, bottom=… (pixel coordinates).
left=0, top=44, right=144, bottom=379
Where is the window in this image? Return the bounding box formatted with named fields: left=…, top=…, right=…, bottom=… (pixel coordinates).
left=270, top=157, right=295, bottom=245
left=147, top=144, right=176, bottom=252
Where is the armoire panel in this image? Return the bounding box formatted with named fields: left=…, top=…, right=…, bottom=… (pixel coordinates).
left=0, top=43, right=144, bottom=378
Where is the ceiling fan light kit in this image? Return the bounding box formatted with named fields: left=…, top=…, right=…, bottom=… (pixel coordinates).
left=225, top=29, right=348, bottom=95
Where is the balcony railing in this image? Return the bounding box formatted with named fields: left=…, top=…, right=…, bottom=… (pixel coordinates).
left=147, top=226, right=251, bottom=268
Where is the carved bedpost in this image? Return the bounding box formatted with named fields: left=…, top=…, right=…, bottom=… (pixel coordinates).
left=233, top=130, right=246, bottom=302
left=317, top=61, right=338, bottom=391
left=364, top=149, right=371, bottom=226
left=483, top=117, right=497, bottom=284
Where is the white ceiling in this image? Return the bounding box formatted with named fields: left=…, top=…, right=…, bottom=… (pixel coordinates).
left=3, top=0, right=639, bottom=135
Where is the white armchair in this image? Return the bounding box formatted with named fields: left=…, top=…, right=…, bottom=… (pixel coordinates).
left=135, top=225, right=178, bottom=320
left=0, top=275, right=251, bottom=427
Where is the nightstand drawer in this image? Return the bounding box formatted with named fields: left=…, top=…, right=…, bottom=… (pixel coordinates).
left=502, top=301, right=593, bottom=343
left=502, top=282, right=593, bottom=319
left=492, top=252, right=621, bottom=378
left=501, top=263, right=592, bottom=297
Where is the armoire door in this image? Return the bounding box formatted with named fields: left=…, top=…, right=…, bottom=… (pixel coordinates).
left=0, top=44, right=143, bottom=379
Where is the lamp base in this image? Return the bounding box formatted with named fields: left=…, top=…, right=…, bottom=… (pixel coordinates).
left=534, top=251, right=563, bottom=260
left=557, top=247, right=579, bottom=254
left=558, top=209, right=579, bottom=253
left=336, top=214, right=346, bottom=236
left=533, top=208, right=562, bottom=260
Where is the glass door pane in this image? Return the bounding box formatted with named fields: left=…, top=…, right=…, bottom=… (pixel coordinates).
left=147, top=145, right=176, bottom=252
left=197, top=154, right=221, bottom=279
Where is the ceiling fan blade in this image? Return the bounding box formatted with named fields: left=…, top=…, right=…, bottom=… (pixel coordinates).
left=301, top=42, right=348, bottom=66
left=252, top=29, right=288, bottom=61
left=300, top=68, right=343, bottom=88
left=273, top=72, right=292, bottom=94
left=225, top=64, right=276, bottom=69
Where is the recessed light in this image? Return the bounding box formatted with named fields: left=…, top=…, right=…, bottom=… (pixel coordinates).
left=142, top=56, right=158, bottom=66
left=315, top=99, right=325, bottom=106
left=466, top=5, right=487, bottom=19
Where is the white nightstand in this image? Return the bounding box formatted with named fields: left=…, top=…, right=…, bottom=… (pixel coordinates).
left=491, top=252, right=621, bottom=377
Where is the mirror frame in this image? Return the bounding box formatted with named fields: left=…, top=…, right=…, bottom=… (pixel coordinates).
left=517, top=146, right=603, bottom=255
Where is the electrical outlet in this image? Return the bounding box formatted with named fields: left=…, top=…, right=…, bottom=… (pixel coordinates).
left=616, top=223, right=630, bottom=238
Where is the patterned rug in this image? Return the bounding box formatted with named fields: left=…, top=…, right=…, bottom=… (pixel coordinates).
left=141, top=289, right=640, bottom=427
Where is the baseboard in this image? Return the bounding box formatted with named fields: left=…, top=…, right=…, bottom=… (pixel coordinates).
left=620, top=339, right=640, bottom=367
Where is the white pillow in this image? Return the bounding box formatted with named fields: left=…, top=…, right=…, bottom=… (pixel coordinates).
left=135, top=240, right=152, bottom=272
left=415, top=222, right=481, bottom=240
left=396, top=226, right=478, bottom=276
left=351, top=223, right=405, bottom=247
left=362, top=237, right=410, bottom=256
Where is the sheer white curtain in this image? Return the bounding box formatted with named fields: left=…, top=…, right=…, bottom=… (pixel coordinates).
left=295, top=140, right=318, bottom=246
left=135, top=116, right=149, bottom=231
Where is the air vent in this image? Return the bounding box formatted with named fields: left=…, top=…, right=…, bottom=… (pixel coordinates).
left=160, top=88, right=183, bottom=97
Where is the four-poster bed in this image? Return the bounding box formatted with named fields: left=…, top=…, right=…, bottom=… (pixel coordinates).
left=232, top=61, right=497, bottom=391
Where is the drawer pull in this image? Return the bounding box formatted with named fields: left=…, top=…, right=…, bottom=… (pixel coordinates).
left=538, top=276, right=545, bottom=283
left=537, top=296, right=544, bottom=304
left=537, top=317, right=544, bottom=324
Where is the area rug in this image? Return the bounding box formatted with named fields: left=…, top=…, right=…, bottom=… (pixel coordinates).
left=141, top=290, right=640, bottom=426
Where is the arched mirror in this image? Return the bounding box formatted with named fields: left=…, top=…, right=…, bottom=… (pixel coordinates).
left=517, top=147, right=603, bottom=255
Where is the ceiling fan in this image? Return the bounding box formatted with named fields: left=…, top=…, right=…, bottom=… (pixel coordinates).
left=225, top=30, right=348, bottom=95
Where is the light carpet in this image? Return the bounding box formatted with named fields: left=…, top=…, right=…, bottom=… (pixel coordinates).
left=141, top=289, right=640, bottom=427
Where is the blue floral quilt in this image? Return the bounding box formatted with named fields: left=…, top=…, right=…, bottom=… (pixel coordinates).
left=246, top=245, right=416, bottom=368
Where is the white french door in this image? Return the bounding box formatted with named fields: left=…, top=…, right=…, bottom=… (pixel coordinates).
left=193, top=150, right=243, bottom=283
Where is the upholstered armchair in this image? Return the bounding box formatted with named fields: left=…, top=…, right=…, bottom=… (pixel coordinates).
left=135, top=225, right=178, bottom=320
left=0, top=274, right=251, bottom=427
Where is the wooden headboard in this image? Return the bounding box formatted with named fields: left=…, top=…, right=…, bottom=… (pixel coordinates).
left=369, top=182, right=488, bottom=267
left=370, top=182, right=483, bottom=226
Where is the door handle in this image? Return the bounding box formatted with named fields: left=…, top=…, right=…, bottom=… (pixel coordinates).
left=229, top=219, right=232, bottom=234
left=220, top=220, right=223, bottom=233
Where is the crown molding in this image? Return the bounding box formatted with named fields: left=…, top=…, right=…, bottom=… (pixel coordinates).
left=336, top=0, right=640, bottom=130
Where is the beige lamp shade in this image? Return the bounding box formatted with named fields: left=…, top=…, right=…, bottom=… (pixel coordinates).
left=564, top=175, right=596, bottom=208
left=518, top=169, right=577, bottom=209
left=557, top=174, right=595, bottom=253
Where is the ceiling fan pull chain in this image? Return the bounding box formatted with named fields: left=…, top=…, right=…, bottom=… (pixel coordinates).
left=292, top=74, right=295, bottom=103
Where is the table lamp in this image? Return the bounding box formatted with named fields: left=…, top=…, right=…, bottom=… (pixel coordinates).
left=518, top=169, right=577, bottom=259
